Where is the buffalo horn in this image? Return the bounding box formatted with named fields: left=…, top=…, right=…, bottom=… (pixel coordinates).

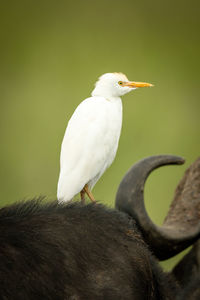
left=115, top=155, right=200, bottom=260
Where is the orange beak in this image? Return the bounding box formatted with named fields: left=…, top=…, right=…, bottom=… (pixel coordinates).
left=123, top=81, right=154, bottom=88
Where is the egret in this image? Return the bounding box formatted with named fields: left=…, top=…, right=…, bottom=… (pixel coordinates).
left=57, top=72, right=153, bottom=203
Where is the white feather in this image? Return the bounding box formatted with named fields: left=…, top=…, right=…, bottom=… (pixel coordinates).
left=57, top=96, right=122, bottom=202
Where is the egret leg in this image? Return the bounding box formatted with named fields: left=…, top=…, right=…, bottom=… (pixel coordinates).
left=84, top=184, right=96, bottom=203
left=80, top=189, right=86, bottom=204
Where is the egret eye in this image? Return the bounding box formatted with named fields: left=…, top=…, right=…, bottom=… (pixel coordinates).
left=118, top=81, right=123, bottom=86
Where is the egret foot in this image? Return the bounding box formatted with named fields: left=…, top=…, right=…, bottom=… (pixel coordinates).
left=80, top=184, right=96, bottom=203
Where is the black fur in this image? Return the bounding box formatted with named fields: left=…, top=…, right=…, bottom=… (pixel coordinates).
left=0, top=199, right=177, bottom=299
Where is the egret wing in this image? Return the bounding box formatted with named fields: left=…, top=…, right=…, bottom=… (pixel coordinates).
left=59, top=97, right=113, bottom=189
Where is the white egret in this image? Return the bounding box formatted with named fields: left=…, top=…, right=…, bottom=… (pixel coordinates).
left=57, top=72, right=153, bottom=203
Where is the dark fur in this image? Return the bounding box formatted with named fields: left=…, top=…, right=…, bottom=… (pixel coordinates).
left=0, top=199, right=177, bottom=300
left=176, top=276, right=200, bottom=300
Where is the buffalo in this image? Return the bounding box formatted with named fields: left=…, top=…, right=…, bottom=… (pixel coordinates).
left=0, top=155, right=199, bottom=299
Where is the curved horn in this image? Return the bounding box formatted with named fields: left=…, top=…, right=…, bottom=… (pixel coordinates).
left=115, top=155, right=200, bottom=260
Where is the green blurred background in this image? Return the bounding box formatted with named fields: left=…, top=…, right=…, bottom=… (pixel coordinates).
left=0, top=0, right=199, bottom=269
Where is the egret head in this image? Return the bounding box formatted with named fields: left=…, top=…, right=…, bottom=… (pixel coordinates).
left=92, top=72, right=153, bottom=98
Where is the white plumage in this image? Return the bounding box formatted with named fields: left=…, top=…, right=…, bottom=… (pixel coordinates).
left=57, top=72, right=153, bottom=203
